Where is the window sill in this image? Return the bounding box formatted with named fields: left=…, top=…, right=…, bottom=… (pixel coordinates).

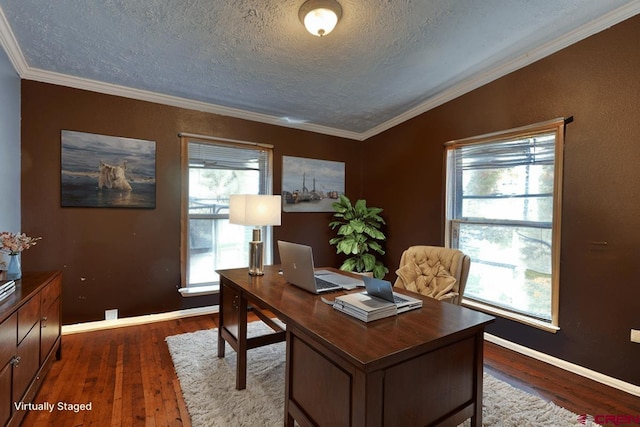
left=462, top=299, right=560, bottom=333
left=178, top=285, right=220, bottom=297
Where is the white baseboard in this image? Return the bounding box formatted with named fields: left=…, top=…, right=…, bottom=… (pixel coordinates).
left=178, top=284, right=219, bottom=297
left=61, top=307, right=639, bottom=397
left=61, top=305, right=219, bottom=335
left=485, top=333, right=640, bottom=397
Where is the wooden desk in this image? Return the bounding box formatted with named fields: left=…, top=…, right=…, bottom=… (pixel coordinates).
left=217, top=266, right=494, bottom=427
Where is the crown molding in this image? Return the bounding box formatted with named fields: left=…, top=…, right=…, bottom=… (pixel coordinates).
left=20, top=66, right=365, bottom=141
left=359, top=1, right=640, bottom=140
left=0, top=6, right=27, bottom=75
left=2, top=3, right=640, bottom=142
left=0, top=8, right=363, bottom=141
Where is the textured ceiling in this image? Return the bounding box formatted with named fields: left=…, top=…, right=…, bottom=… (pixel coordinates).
left=0, top=1, right=638, bottom=139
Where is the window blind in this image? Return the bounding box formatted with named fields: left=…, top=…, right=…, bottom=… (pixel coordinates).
left=456, top=133, right=556, bottom=170
left=188, top=141, right=271, bottom=193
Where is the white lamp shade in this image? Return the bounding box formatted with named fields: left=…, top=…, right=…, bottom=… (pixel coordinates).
left=229, top=195, right=282, bottom=226
left=304, top=8, right=339, bottom=36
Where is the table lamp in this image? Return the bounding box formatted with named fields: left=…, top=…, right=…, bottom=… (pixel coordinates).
left=229, top=194, right=282, bottom=276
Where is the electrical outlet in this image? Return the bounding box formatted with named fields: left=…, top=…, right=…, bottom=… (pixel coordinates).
left=105, top=309, right=118, bottom=320
left=631, top=329, right=640, bottom=344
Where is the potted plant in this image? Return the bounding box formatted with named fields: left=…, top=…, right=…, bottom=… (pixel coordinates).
left=329, top=195, right=389, bottom=279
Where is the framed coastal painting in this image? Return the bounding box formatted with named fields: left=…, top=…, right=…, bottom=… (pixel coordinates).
left=282, top=156, right=345, bottom=212
left=61, top=130, right=156, bottom=208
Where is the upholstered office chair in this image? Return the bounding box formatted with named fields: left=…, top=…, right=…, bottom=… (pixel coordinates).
left=393, top=245, right=470, bottom=305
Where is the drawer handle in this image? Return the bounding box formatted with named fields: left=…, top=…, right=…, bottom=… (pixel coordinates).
left=10, top=356, right=20, bottom=367
left=42, top=316, right=48, bottom=321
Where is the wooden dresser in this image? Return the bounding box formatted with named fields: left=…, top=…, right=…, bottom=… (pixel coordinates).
left=0, top=271, right=62, bottom=427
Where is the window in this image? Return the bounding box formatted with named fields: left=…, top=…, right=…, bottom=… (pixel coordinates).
left=445, top=118, right=567, bottom=331
left=180, top=134, right=274, bottom=289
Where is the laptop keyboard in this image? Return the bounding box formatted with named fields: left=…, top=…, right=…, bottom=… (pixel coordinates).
left=393, top=294, right=409, bottom=304
left=315, top=276, right=339, bottom=290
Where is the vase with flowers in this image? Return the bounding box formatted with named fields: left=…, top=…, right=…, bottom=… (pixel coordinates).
left=0, top=232, right=42, bottom=280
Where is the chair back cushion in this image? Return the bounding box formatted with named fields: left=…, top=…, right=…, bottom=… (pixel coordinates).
left=393, top=246, right=464, bottom=301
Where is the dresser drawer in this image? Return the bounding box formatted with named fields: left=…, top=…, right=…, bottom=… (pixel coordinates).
left=18, top=296, right=40, bottom=344
left=0, top=313, right=17, bottom=366
left=41, top=275, right=62, bottom=309
left=0, top=362, right=11, bottom=427
left=13, top=321, right=41, bottom=404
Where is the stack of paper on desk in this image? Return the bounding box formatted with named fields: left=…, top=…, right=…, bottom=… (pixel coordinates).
left=333, top=292, right=397, bottom=322
left=0, top=280, right=16, bottom=303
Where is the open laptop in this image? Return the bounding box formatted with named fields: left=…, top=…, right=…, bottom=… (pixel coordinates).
left=362, top=276, right=423, bottom=313
left=277, top=240, right=364, bottom=294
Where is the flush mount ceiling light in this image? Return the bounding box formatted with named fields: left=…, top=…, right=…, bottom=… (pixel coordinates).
left=299, top=0, right=343, bottom=37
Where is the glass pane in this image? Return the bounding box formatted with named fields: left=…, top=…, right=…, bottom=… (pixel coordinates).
left=462, top=164, right=554, bottom=222
left=188, top=219, right=252, bottom=285
left=457, top=222, right=552, bottom=320
left=189, top=168, right=259, bottom=202
left=188, top=167, right=259, bottom=285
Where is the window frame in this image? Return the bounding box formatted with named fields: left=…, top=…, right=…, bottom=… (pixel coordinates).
left=444, top=118, right=567, bottom=332
left=179, top=133, right=274, bottom=289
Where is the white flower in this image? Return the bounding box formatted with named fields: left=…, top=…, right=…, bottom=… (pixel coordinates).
left=0, top=232, right=42, bottom=255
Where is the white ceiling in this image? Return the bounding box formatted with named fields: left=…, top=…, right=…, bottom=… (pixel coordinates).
left=0, top=1, right=638, bottom=140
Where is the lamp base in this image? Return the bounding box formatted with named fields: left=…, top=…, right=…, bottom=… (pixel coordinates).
left=248, top=230, right=264, bottom=275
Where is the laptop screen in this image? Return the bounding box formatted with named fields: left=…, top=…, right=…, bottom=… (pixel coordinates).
left=362, top=276, right=396, bottom=303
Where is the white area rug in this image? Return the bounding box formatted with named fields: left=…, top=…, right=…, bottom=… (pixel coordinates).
left=166, top=323, right=598, bottom=427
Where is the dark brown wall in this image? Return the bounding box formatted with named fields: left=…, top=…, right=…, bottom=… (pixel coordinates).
left=364, top=16, right=640, bottom=385
left=19, top=14, right=640, bottom=387
left=20, top=82, right=362, bottom=324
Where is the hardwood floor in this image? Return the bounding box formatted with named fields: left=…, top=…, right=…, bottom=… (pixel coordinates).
left=23, top=315, right=217, bottom=427
left=22, top=314, right=639, bottom=426
left=483, top=342, right=640, bottom=419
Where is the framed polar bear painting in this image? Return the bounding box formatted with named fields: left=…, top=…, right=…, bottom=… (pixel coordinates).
left=60, top=130, right=156, bottom=208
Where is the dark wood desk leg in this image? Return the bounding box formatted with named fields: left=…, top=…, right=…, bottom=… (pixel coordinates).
left=217, top=279, right=226, bottom=358
left=471, top=332, right=485, bottom=427
left=236, top=292, right=248, bottom=390
left=284, top=330, right=294, bottom=427
left=286, top=412, right=295, bottom=426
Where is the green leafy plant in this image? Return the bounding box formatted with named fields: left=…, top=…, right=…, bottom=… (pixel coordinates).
left=329, top=195, right=389, bottom=279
